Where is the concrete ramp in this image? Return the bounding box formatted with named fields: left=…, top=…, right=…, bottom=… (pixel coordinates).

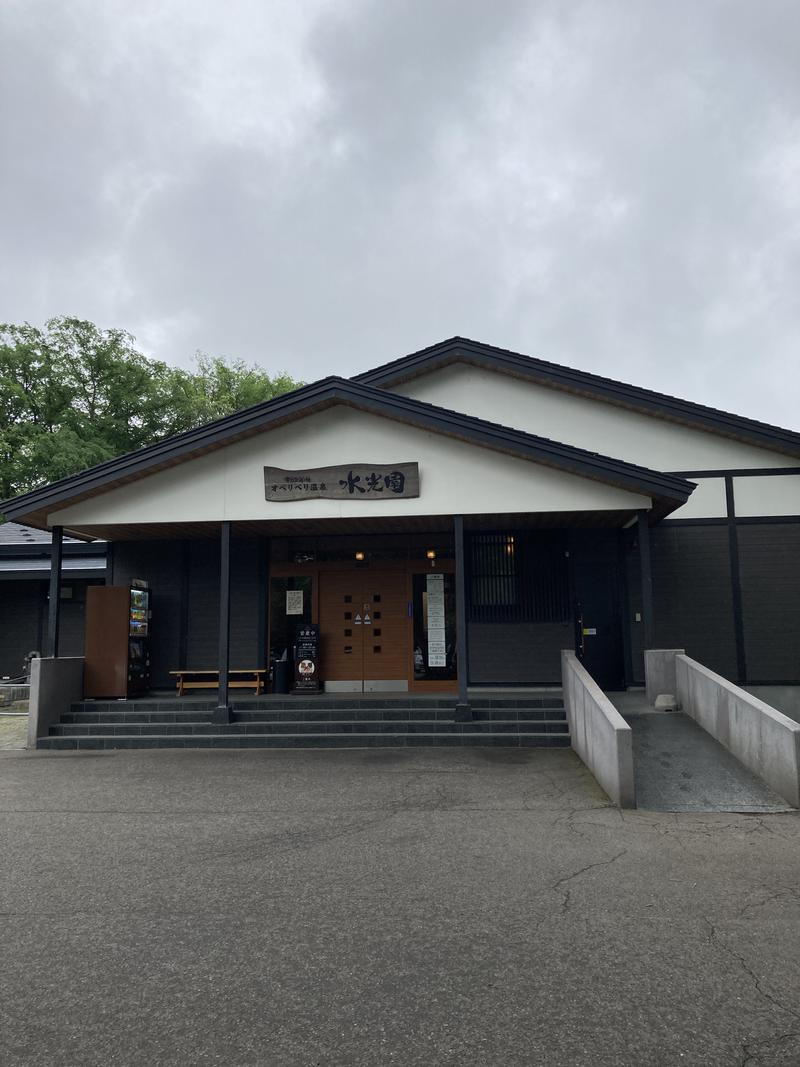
left=607, top=692, right=791, bottom=813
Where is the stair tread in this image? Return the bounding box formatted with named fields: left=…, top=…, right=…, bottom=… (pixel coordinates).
left=57, top=717, right=568, bottom=727
left=46, top=730, right=569, bottom=739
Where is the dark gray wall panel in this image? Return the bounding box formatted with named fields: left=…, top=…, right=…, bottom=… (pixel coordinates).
left=109, top=536, right=266, bottom=681
left=737, top=524, right=800, bottom=682
left=0, top=581, right=45, bottom=677
left=651, top=525, right=737, bottom=680
left=59, top=581, right=99, bottom=658
left=569, top=530, right=625, bottom=690
left=230, top=538, right=264, bottom=668
left=624, top=541, right=645, bottom=685
left=0, top=579, right=98, bottom=677
left=185, top=537, right=265, bottom=670
left=185, top=541, right=219, bottom=670
left=113, top=541, right=183, bottom=687
left=468, top=622, right=571, bottom=684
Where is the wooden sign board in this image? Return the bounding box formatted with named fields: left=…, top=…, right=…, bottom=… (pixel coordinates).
left=264, top=463, right=420, bottom=502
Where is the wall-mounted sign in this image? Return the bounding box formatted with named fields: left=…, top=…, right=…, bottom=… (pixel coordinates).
left=264, top=463, right=420, bottom=501
left=426, top=573, right=447, bottom=667
left=286, top=590, right=304, bottom=615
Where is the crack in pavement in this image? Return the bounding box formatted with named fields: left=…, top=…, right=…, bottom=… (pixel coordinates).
left=704, top=917, right=800, bottom=1025
left=740, top=1030, right=800, bottom=1066
left=550, top=849, right=628, bottom=913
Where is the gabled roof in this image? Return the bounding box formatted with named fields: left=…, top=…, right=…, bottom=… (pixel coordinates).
left=0, top=521, right=98, bottom=548
left=0, top=521, right=62, bottom=546
left=353, top=336, right=800, bottom=459
left=0, top=377, right=694, bottom=531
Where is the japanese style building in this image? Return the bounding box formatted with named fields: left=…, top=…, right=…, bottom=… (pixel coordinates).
left=3, top=336, right=800, bottom=721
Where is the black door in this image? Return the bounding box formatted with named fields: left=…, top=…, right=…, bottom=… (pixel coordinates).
left=569, top=530, right=625, bottom=691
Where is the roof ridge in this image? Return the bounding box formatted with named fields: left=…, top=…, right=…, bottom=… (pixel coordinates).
left=353, top=336, right=800, bottom=451
left=348, top=376, right=692, bottom=493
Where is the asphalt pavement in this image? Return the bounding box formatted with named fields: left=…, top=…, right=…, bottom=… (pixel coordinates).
left=2, top=745, right=799, bottom=1066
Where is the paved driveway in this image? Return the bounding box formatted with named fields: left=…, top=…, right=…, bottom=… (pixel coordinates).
left=1, top=746, right=799, bottom=1066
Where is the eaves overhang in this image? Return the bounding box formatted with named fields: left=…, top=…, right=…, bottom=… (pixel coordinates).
left=0, top=376, right=694, bottom=530
left=353, top=336, right=800, bottom=460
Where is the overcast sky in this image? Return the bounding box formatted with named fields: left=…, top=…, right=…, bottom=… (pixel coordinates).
left=1, top=1, right=799, bottom=427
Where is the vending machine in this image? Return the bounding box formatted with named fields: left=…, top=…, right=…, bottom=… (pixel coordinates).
left=84, top=582, right=151, bottom=698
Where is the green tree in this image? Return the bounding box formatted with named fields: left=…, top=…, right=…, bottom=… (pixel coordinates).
left=0, top=317, right=303, bottom=500
left=180, top=353, right=302, bottom=426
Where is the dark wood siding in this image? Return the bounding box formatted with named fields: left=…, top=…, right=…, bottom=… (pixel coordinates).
left=651, top=525, right=738, bottom=680
left=738, top=523, right=800, bottom=682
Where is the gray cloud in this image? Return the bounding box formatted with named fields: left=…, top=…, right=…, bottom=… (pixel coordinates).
left=1, top=0, right=799, bottom=427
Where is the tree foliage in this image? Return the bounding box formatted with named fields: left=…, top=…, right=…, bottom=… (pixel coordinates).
left=0, top=317, right=303, bottom=500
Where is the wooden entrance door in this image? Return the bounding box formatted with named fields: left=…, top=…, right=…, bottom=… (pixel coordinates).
left=319, top=570, right=409, bottom=690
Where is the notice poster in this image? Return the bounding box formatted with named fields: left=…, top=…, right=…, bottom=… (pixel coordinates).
left=426, top=573, right=447, bottom=667
left=286, top=589, right=304, bottom=615
left=293, top=624, right=320, bottom=692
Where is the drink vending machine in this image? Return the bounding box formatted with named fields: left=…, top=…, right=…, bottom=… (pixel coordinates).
left=84, top=581, right=151, bottom=698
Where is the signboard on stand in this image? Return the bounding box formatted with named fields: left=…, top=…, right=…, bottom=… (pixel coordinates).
left=293, top=624, right=320, bottom=692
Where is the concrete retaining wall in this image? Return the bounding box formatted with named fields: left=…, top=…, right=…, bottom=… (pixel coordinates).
left=28, top=658, right=84, bottom=748
left=644, top=649, right=685, bottom=705
left=676, top=655, right=800, bottom=807
left=745, top=686, right=800, bottom=726
left=561, top=650, right=636, bottom=808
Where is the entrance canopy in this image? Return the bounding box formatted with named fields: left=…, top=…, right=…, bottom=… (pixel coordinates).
left=1, top=378, right=694, bottom=541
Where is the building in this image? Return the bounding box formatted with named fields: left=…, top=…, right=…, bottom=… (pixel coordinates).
left=2, top=337, right=799, bottom=710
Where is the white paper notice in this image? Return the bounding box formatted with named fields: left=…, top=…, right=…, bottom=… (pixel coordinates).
left=426, top=573, right=447, bottom=667
left=286, top=590, right=303, bottom=615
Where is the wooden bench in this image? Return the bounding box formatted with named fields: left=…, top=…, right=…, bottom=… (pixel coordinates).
left=169, top=669, right=269, bottom=697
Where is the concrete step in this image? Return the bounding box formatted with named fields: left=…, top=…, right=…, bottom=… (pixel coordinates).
left=69, top=695, right=564, bottom=714
left=50, top=718, right=570, bottom=738
left=38, top=732, right=572, bottom=750
left=61, top=707, right=566, bottom=725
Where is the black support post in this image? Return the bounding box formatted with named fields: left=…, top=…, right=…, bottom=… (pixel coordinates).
left=216, top=521, right=232, bottom=723
left=454, top=515, right=471, bottom=720
left=637, top=511, right=655, bottom=651
left=178, top=541, right=190, bottom=670
left=258, top=537, right=270, bottom=674
left=725, top=476, right=748, bottom=684
left=46, top=526, right=63, bottom=658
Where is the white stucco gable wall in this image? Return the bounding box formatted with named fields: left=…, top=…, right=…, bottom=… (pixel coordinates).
left=48, top=406, right=651, bottom=527
left=394, top=363, right=799, bottom=473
